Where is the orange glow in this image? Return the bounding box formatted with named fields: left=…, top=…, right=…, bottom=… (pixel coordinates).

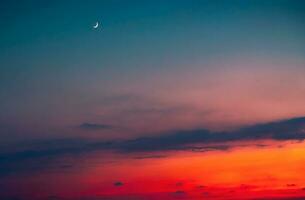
left=3, top=141, right=304, bottom=199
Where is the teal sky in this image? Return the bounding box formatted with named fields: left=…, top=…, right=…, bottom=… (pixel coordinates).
left=1, top=0, right=305, bottom=144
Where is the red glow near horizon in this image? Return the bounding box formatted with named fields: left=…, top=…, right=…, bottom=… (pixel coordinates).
left=1, top=141, right=305, bottom=200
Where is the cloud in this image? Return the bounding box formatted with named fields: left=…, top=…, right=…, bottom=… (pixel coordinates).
left=133, top=155, right=167, bottom=159
left=3, top=117, right=305, bottom=157
left=236, top=117, right=305, bottom=140
left=118, top=116, right=305, bottom=152
left=79, top=123, right=112, bottom=131
left=173, top=190, right=186, bottom=195
left=114, top=181, right=124, bottom=187
left=196, top=185, right=205, bottom=189
left=0, top=140, right=115, bottom=165
left=0, top=139, right=114, bottom=176
left=172, top=190, right=186, bottom=197
left=1, top=116, right=305, bottom=176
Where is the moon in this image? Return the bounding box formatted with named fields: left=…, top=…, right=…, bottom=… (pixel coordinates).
left=93, top=22, right=99, bottom=29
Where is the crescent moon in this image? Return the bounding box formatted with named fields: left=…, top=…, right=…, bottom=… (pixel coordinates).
left=93, top=22, right=99, bottom=29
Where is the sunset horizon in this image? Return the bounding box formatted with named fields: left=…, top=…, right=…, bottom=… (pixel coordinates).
left=1, top=1, right=305, bottom=200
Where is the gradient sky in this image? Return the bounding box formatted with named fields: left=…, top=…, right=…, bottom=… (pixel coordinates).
left=1, top=1, right=305, bottom=200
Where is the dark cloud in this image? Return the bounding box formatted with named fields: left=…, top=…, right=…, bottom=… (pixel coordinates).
left=172, top=190, right=186, bottom=195
left=187, top=145, right=231, bottom=152
left=79, top=123, right=112, bottom=131
left=256, top=144, right=268, bottom=148
left=0, top=138, right=102, bottom=163
left=236, top=117, right=305, bottom=140
left=133, top=155, right=167, bottom=160
left=119, top=129, right=212, bottom=152
left=114, top=181, right=123, bottom=187
left=1, top=116, right=305, bottom=176
left=196, top=185, right=205, bottom=189
left=0, top=139, right=115, bottom=176
left=3, top=117, right=305, bottom=158
left=118, top=116, right=305, bottom=152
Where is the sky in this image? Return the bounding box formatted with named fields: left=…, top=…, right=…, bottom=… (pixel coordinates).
left=1, top=1, right=305, bottom=200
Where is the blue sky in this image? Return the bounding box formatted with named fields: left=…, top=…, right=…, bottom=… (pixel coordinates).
left=1, top=0, right=305, bottom=144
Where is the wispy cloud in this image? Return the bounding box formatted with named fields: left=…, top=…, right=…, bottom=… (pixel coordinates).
left=79, top=123, right=113, bottom=131
left=114, top=181, right=124, bottom=187
left=118, top=117, right=305, bottom=152
left=1, top=116, right=305, bottom=176
left=133, top=155, right=167, bottom=160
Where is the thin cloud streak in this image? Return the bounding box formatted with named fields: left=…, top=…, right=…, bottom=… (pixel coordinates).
left=79, top=123, right=113, bottom=130
left=0, top=116, right=305, bottom=175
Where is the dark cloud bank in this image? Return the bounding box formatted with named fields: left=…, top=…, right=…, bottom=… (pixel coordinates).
left=119, top=116, right=305, bottom=152
left=114, top=181, right=124, bottom=187
left=1, top=116, right=305, bottom=175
